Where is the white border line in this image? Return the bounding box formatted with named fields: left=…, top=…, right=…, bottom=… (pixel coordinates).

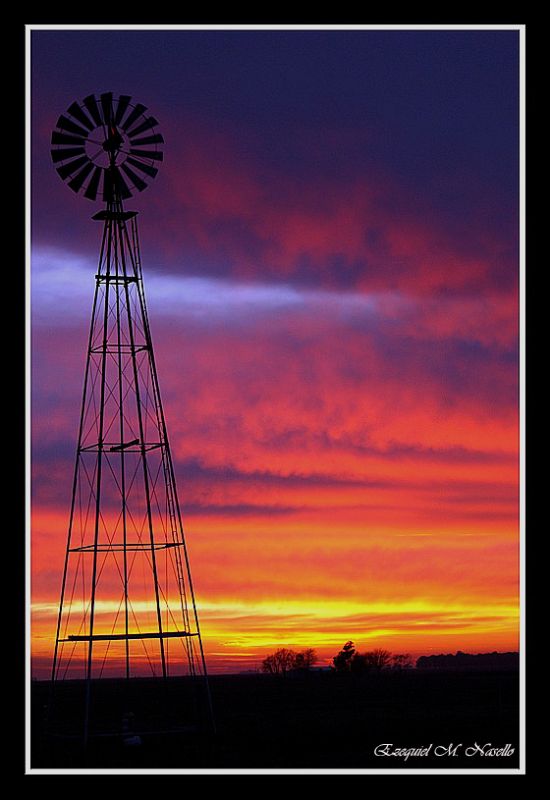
left=28, top=767, right=524, bottom=776
left=25, top=23, right=32, bottom=777
left=518, top=22, right=526, bottom=777
left=27, top=24, right=523, bottom=30
left=25, top=22, right=526, bottom=776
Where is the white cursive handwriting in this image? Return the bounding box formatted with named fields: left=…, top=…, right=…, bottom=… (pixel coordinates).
left=374, top=742, right=516, bottom=759
left=374, top=744, right=433, bottom=760
left=464, top=743, right=515, bottom=757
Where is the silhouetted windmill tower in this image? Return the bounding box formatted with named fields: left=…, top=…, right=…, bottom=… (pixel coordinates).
left=47, top=92, right=214, bottom=748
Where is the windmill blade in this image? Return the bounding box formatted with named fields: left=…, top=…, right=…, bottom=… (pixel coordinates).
left=51, top=131, right=86, bottom=146
left=84, top=166, right=102, bottom=201
left=126, top=157, right=158, bottom=179
left=126, top=116, right=158, bottom=139
left=67, top=161, right=95, bottom=193
left=128, top=133, right=164, bottom=147
left=57, top=155, right=90, bottom=180
left=83, top=94, right=103, bottom=127
left=121, top=103, right=147, bottom=132
left=68, top=101, right=95, bottom=131
left=112, top=165, right=133, bottom=200
left=121, top=162, right=148, bottom=192
left=115, top=94, right=132, bottom=125
left=57, top=115, right=89, bottom=138
left=129, top=149, right=163, bottom=162
left=51, top=146, right=86, bottom=163
left=100, top=92, right=114, bottom=126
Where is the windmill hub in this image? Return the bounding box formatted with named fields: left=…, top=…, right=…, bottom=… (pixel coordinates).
left=102, top=126, right=124, bottom=153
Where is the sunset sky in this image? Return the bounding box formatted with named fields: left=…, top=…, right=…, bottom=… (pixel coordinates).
left=30, top=27, right=521, bottom=676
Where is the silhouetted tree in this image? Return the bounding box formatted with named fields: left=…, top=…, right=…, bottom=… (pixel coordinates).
left=333, top=641, right=356, bottom=672
left=292, top=648, right=317, bottom=671
left=346, top=649, right=395, bottom=673
left=261, top=648, right=296, bottom=675
left=262, top=654, right=277, bottom=674
left=364, top=648, right=392, bottom=670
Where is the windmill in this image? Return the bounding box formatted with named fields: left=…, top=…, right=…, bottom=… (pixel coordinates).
left=46, top=92, right=214, bottom=748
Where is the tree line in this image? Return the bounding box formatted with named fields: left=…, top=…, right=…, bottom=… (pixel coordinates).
left=416, top=651, right=519, bottom=670
left=261, top=641, right=413, bottom=675
left=260, top=643, right=519, bottom=675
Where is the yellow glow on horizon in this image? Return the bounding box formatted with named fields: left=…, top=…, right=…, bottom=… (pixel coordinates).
left=32, top=595, right=518, bottom=620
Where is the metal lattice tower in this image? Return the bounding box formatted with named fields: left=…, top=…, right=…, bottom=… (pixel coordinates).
left=47, top=92, right=214, bottom=745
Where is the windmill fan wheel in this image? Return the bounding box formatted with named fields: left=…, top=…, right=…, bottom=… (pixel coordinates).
left=51, top=92, right=164, bottom=202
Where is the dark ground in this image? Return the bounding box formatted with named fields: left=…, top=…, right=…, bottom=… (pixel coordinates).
left=31, top=670, right=520, bottom=770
